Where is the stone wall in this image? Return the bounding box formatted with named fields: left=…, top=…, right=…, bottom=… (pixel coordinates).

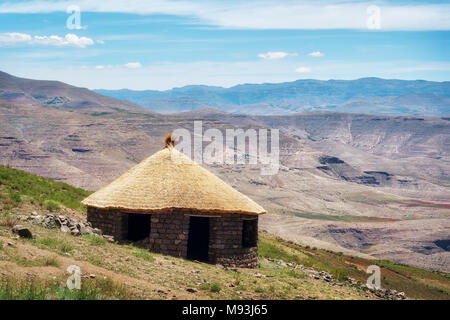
left=209, top=215, right=258, bottom=268
left=148, top=212, right=189, bottom=258
left=87, top=207, right=128, bottom=240
left=86, top=207, right=259, bottom=268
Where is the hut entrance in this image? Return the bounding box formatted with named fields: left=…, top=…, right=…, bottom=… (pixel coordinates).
left=187, top=217, right=210, bottom=262
left=242, top=219, right=257, bottom=248
left=127, top=213, right=151, bottom=241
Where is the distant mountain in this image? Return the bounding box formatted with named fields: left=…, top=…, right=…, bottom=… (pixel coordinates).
left=95, top=78, right=450, bottom=116
left=0, top=71, right=150, bottom=113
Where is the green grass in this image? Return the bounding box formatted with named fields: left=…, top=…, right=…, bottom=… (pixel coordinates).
left=199, top=282, right=222, bottom=293
left=10, top=255, right=60, bottom=268
left=199, top=283, right=210, bottom=290
left=9, top=191, right=21, bottom=203
left=0, top=276, right=132, bottom=300
left=210, top=283, right=221, bottom=293
left=36, top=237, right=74, bottom=254
left=331, top=268, right=349, bottom=282
left=0, top=165, right=91, bottom=212
left=258, top=237, right=302, bottom=264
left=90, top=112, right=112, bottom=117
left=45, top=200, right=60, bottom=212
left=133, top=248, right=155, bottom=262
left=83, top=234, right=107, bottom=246
left=284, top=210, right=396, bottom=222
left=283, top=269, right=305, bottom=279
left=254, top=287, right=264, bottom=293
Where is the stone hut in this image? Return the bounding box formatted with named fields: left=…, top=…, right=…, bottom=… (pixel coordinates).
left=82, top=136, right=266, bottom=268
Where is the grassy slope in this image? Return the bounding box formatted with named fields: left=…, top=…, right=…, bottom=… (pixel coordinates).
left=0, top=165, right=448, bottom=300
left=0, top=165, right=90, bottom=213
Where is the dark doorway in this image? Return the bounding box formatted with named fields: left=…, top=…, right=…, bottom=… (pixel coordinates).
left=127, top=213, right=151, bottom=241
left=187, top=217, right=210, bottom=262
left=242, top=219, right=257, bottom=248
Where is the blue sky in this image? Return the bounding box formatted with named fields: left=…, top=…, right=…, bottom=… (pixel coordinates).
left=0, top=0, right=449, bottom=90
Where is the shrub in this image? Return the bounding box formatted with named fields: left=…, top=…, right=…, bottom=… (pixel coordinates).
left=332, top=268, right=349, bottom=282
left=0, top=214, right=17, bottom=227
left=45, top=200, right=60, bottom=212
left=210, top=283, right=221, bottom=293
left=41, top=256, right=60, bottom=267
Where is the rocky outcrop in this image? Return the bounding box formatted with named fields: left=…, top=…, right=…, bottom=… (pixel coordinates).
left=26, top=212, right=101, bottom=237
left=266, top=258, right=408, bottom=300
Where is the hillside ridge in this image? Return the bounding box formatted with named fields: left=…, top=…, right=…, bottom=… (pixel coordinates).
left=1, top=166, right=448, bottom=300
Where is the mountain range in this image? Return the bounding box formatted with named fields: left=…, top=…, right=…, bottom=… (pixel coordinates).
left=95, top=78, right=450, bottom=116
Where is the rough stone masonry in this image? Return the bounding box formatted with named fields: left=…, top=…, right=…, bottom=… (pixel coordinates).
left=87, top=207, right=259, bottom=268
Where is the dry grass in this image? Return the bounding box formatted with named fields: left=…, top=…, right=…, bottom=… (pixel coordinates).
left=0, top=214, right=17, bottom=227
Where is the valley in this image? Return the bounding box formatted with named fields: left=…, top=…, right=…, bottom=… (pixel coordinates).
left=0, top=71, right=449, bottom=273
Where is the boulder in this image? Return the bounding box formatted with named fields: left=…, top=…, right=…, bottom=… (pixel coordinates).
left=103, top=235, right=114, bottom=242
left=60, top=225, right=71, bottom=233
left=80, top=226, right=93, bottom=235
left=12, top=225, right=32, bottom=238
left=32, top=216, right=43, bottom=225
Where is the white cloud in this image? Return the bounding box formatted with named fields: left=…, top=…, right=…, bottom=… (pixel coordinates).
left=0, top=32, right=94, bottom=48
left=258, top=51, right=297, bottom=60
left=308, top=51, right=324, bottom=57
left=95, top=65, right=105, bottom=69
left=124, top=62, right=142, bottom=69
left=0, top=32, right=32, bottom=45
left=96, top=39, right=105, bottom=44
left=0, top=1, right=449, bottom=30
left=295, top=66, right=312, bottom=73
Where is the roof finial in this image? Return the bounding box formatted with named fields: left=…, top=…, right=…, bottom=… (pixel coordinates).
left=164, top=133, right=175, bottom=148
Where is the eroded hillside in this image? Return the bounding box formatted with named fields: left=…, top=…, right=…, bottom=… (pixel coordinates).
left=0, top=166, right=448, bottom=300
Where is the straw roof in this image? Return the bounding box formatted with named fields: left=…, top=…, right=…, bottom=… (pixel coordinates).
left=82, top=146, right=266, bottom=215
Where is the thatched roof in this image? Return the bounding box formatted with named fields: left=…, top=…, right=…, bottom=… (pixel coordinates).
left=82, top=146, right=266, bottom=215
